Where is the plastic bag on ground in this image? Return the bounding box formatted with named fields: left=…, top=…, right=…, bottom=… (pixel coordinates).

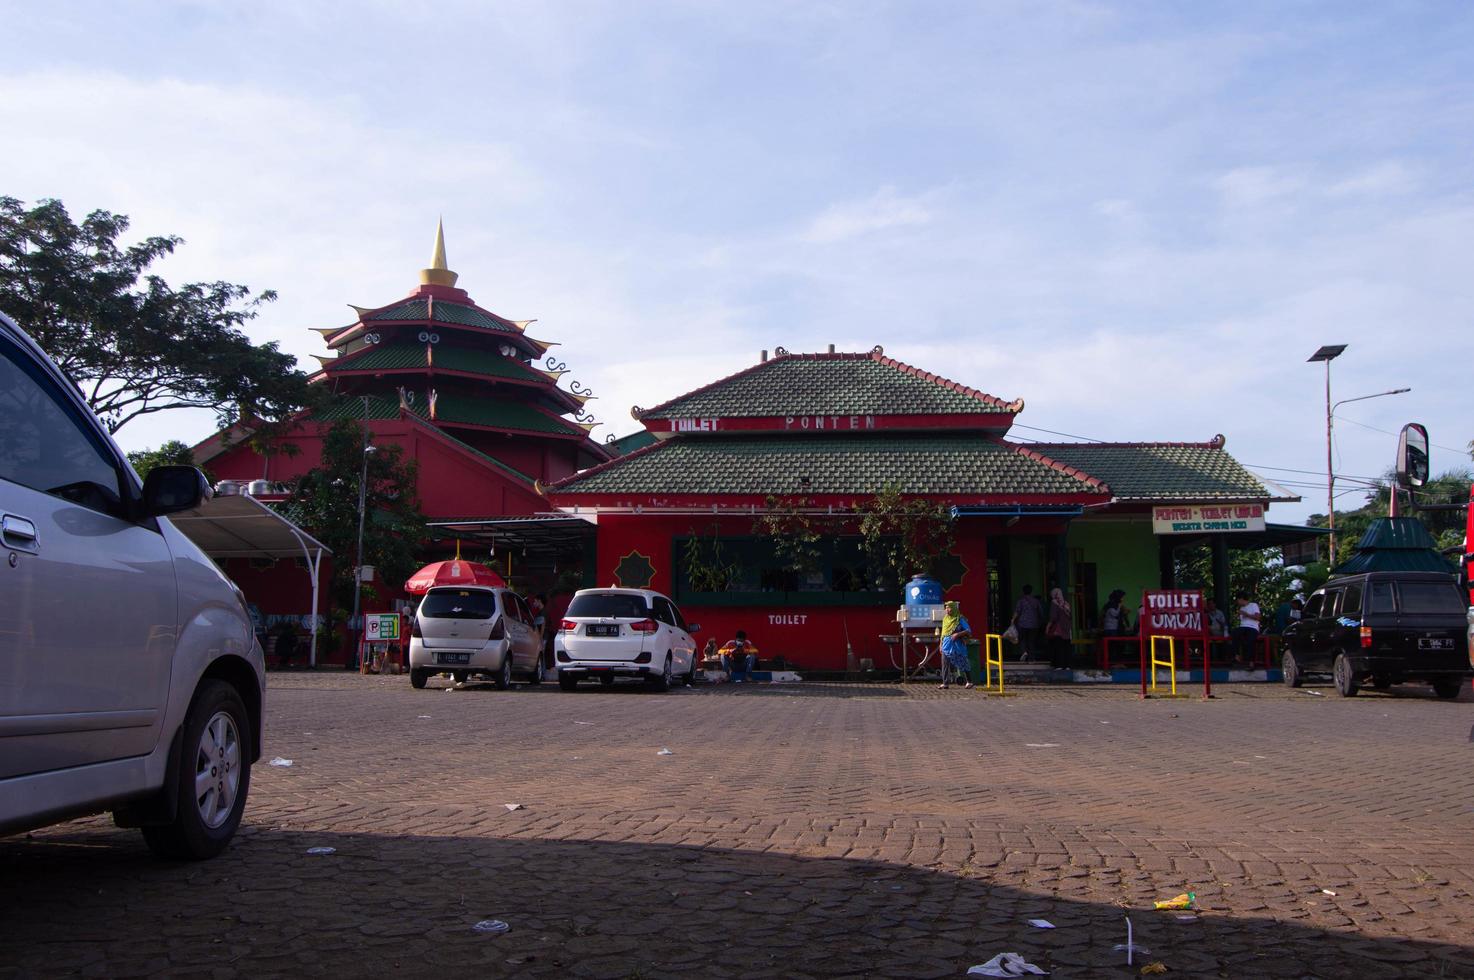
left=967, top=952, right=1049, bottom=977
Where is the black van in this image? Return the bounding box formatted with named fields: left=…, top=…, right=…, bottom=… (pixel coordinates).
left=1282, top=572, right=1471, bottom=698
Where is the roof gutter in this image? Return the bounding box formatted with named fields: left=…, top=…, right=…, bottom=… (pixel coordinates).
left=949, top=505, right=1086, bottom=519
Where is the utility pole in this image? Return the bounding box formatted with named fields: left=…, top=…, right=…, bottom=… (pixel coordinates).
left=348, top=396, right=376, bottom=669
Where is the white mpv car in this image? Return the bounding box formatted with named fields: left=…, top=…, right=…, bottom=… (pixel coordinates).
left=408, top=585, right=544, bottom=689
left=0, top=311, right=264, bottom=859
left=554, top=588, right=700, bottom=691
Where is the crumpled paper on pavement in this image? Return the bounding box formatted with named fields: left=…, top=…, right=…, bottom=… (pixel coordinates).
left=967, top=952, right=1049, bottom=977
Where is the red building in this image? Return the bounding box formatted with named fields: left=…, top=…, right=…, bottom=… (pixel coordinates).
left=544, top=348, right=1291, bottom=673
left=196, top=225, right=609, bottom=660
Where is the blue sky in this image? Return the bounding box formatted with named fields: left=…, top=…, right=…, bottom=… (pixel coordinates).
left=3, top=1, right=1470, bottom=522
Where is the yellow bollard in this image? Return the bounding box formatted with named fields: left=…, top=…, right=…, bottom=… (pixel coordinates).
left=984, top=633, right=1007, bottom=695
left=1149, top=634, right=1177, bottom=696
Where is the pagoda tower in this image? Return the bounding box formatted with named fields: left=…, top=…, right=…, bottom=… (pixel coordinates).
left=307, top=221, right=608, bottom=482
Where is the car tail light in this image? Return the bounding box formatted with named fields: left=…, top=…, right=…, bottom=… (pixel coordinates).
left=489, top=617, right=505, bottom=640
left=411, top=616, right=422, bottom=638
left=1360, top=626, right=1373, bottom=649
left=629, top=618, right=659, bottom=634
left=560, top=619, right=577, bottom=633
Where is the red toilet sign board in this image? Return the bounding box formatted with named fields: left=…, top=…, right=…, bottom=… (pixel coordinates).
left=1142, top=590, right=1206, bottom=636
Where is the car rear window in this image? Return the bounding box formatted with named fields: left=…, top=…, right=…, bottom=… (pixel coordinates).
left=567, top=593, right=650, bottom=618
left=1367, top=581, right=1396, bottom=614
left=419, top=590, right=499, bottom=620
left=1397, top=582, right=1465, bottom=615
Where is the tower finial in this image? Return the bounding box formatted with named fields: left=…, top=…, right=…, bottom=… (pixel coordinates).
left=419, top=217, right=459, bottom=287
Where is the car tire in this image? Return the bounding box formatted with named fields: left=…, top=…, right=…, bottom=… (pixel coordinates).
left=1432, top=678, right=1464, bottom=700
left=410, top=669, right=429, bottom=690
left=527, top=656, right=543, bottom=685
left=649, top=655, right=672, bottom=692
left=685, top=655, right=699, bottom=687
left=558, top=672, right=579, bottom=692
left=1333, top=653, right=1359, bottom=698
left=142, top=680, right=251, bottom=861
left=1281, top=651, right=1302, bottom=688
left=493, top=655, right=512, bottom=691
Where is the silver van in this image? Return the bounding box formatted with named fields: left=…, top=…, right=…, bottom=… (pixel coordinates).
left=0, top=311, right=264, bottom=859
left=408, top=585, right=544, bottom=689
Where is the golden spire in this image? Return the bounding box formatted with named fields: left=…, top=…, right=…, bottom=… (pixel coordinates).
left=419, top=217, right=459, bottom=287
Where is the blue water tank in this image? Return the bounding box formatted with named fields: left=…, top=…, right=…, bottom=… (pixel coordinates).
left=905, top=574, right=942, bottom=607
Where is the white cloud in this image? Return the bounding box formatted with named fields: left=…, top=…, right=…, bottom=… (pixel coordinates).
left=800, top=186, right=936, bottom=244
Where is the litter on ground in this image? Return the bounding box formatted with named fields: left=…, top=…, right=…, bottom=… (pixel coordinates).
left=967, top=952, right=1049, bottom=977
left=1140, top=963, right=1168, bottom=975
left=504, top=803, right=523, bottom=811
left=1024, top=743, right=1060, bottom=748
left=1153, top=892, right=1195, bottom=911
left=269, top=758, right=293, bottom=767
left=657, top=748, right=674, bottom=755
left=1027, top=919, right=1055, bottom=929
left=472, top=919, right=510, bottom=935
left=305, top=846, right=336, bottom=855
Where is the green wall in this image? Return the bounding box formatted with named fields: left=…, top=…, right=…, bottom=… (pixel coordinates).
left=1066, top=518, right=1160, bottom=616
left=1007, top=537, right=1047, bottom=596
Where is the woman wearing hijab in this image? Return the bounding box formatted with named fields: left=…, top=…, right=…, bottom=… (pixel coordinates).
left=1045, top=587, right=1072, bottom=667
left=938, top=600, right=974, bottom=689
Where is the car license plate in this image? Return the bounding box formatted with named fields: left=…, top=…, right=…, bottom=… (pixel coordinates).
left=1419, top=637, right=1453, bottom=650
left=586, top=624, right=620, bottom=637
left=437, top=652, right=471, bottom=665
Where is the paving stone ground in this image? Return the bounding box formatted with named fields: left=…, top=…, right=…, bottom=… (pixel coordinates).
left=3, top=673, right=1474, bottom=978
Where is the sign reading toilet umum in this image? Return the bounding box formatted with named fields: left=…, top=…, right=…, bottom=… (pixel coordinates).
left=1151, top=503, right=1266, bottom=535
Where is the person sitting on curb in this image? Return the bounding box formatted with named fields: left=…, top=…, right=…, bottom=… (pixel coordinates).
left=720, top=631, right=758, bottom=682
left=939, top=600, right=974, bottom=689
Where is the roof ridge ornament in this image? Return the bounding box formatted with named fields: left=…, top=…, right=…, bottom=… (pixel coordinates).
left=419, top=218, right=460, bottom=288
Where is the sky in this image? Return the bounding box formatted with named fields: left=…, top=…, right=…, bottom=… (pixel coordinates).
left=2, top=0, right=1470, bottom=523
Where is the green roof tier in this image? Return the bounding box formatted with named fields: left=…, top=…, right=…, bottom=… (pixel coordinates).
left=636, top=351, right=1022, bottom=422
left=324, top=342, right=553, bottom=385
left=365, top=298, right=519, bottom=334
left=547, top=434, right=1105, bottom=498
left=314, top=392, right=584, bottom=438
left=1033, top=442, right=1269, bottom=501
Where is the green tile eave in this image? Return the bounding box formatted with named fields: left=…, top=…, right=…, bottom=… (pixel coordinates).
left=1036, top=445, right=1269, bottom=500
left=312, top=392, right=582, bottom=437
left=365, top=299, right=517, bottom=334
left=641, top=358, right=1014, bottom=419
left=548, top=435, right=1098, bottom=497
left=323, top=343, right=550, bottom=384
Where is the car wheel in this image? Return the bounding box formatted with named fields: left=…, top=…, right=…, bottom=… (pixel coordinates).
left=1281, top=651, right=1302, bottom=688
left=1432, top=677, right=1464, bottom=700
left=1372, top=675, right=1393, bottom=691
left=558, top=672, right=579, bottom=692
left=1333, top=653, right=1359, bottom=698
left=142, top=680, right=251, bottom=860
left=527, top=655, right=544, bottom=686
left=685, top=654, right=699, bottom=687
left=410, top=669, right=429, bottom=690
left=493, top=655, right=512, bottom=691
left=649, top=655, right=672, bottom=692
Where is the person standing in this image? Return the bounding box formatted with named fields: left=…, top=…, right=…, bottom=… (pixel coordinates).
left=1012, top=585, right=1045, bottom=662
left=1044, top=588, right=1072, bottom=668
left=1234, top=593, right=1261, bottom=667
left=938, top=600, right=974, bottom=689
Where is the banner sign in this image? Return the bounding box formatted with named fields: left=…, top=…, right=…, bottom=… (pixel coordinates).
left=1151, top=504, right=1265, bottom=535
left=1142, top=590, right=1205, bottom=636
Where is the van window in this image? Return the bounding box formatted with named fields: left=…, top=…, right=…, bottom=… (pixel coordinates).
left=567, top=593, right=650, bottom=619
left=1324, top=590, right=1343, bottom=618
left=1340, top=583, right=1363, bottom=616
left=1397, top=582, right=1465, bottom=615
left=419, top=590, right=499, bottom=620
left=1367, top=582, right=1396, bottom=614
left=1303, top=593, right=1325, bottom=619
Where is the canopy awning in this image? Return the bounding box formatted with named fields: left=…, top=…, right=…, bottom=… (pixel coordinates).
left=168, top=493, right=331, bottom=666
left=425, top=514, right=597, bottom=559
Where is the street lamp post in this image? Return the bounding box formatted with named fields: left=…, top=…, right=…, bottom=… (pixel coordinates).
left=1308, top=345, right=1347, bottom=560
left=348, top=439, right=377, bottom=670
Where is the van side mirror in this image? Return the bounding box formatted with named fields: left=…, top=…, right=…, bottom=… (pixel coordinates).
left=1397, top=423, right=1429, bottom=489
left=142, top=465, right=213, bottom=517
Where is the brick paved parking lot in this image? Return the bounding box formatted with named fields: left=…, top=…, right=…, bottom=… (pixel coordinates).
left=4, top=674, right=1473, bottom=978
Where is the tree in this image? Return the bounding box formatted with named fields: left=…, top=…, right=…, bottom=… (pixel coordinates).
left=290, top=418, right=425, bottom=613
left=126, top=440, right=199, bottom=480
left=856, top=485, right=956, bottom=589
left=0, top=196, right=316, bottom=435
left=1307, top=468, right=1472, bottom=565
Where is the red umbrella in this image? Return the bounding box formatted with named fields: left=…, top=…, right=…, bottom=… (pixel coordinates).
left=405, top=550, right=506, bottom=594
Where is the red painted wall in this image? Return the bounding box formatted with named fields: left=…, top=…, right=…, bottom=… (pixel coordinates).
left=591, top=513, right=995, bottom=672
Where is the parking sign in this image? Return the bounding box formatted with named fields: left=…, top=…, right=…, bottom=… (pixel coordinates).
left=365, top=614, right=400, bottom=641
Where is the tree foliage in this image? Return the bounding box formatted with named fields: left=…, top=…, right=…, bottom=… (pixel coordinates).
left=0, top=196, right=315, bottom=435
left=856, top=485, right=956, bottom=586
left=126, top=439, right=199, bottom=480
left=754, top=495, right=829, bottom=578
left=290, top=418, right=425, bottom=611
left=1307, top=468, right=1472, bottom=565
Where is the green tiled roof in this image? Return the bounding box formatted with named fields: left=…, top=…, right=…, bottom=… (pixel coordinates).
left=548, top=434, right=1103, bottom=497
left=313, top=392, right=582, bottom=437
left=607, top=430, right=657, bottom=457
left=366, top=299, right=517, bottom=334
left=325, top=343, right=551, bottom=385
left=637, top=353, right=1021, bottom=420
left=1035, top=443, right=1269, bottom=501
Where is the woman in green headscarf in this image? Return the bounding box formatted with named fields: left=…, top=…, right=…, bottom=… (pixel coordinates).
left=938, top=600, right=973, bottom=689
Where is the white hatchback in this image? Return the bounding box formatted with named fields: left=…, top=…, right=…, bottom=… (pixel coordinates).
left=408, top=586, right=544, bottom=690
left=554, top=588, right=700, bottom=691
